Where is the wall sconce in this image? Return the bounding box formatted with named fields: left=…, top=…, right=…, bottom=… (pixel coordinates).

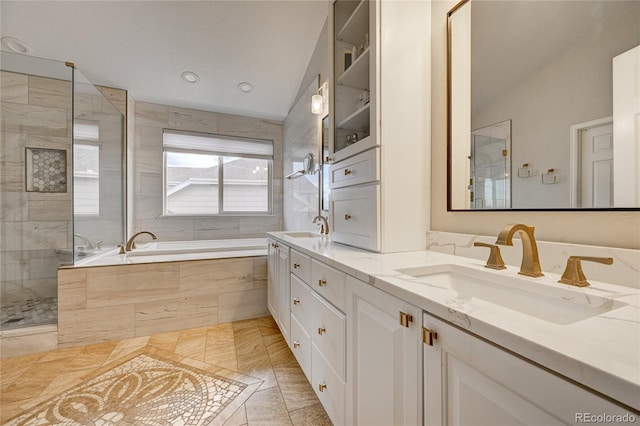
left=311, top=94, right=323, bottom=115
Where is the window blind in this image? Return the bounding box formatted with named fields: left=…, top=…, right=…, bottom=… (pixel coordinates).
left=163, top=130, right=273, bottom=157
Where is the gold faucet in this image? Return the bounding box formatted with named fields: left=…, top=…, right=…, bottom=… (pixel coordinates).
left=312, top=215, right=329, bottom=235
left=125, top=231, right=157, bottom=251
left=495, top=224, right=544, bottom=277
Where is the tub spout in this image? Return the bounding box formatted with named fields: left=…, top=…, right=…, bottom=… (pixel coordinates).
left=125, top=231, right=157, bottom=252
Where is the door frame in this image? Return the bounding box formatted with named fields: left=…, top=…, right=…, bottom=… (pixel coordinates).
left=569, top=116, right=613, bottom=208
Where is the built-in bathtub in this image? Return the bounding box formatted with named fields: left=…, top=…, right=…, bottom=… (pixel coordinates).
left=57, top=238, right=269, bottom=347
left=74, top=238, right=267, bottom=266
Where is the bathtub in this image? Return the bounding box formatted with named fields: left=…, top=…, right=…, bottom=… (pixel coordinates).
left=57, top=237, right=270, bottom=346
left=72, top=238, right=268, bottom=267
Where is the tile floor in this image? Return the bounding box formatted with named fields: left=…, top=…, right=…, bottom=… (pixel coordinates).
left=0, top=316, right=332, bottom=425
left=0, top=297, right=58, bottom=329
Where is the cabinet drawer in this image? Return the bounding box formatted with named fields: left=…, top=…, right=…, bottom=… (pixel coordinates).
left=311, top=292, right=346, bottom=380
left=330, top=148, right=379, bottom=189
left=330, top=184, right=380, bottom=252
left=312, top=344, right=346, bottom=426
left=290, top=274, right=313, bottom=334
left=311, top=259, right=346, bottom=311
left=290, top=314, right=312, bottom=382
left=290, top=249, right=311, bottom=283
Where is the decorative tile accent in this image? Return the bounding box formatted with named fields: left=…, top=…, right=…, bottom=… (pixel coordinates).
left=5, top=351, right=258, bottom=426
left=25, top=147, right=67, bottom=193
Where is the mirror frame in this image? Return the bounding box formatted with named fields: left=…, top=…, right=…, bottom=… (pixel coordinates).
left=446, top=0, right=640, bottom=212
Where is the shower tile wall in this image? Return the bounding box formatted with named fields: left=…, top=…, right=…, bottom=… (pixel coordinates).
left=0, top=71, right=73, bottom=305
left=0, top=71, right=127, bottom=318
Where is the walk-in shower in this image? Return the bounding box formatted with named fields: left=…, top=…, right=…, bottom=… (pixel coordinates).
left=0, top=51, right=125, bottom=331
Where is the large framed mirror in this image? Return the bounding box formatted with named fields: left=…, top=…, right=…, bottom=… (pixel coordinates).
left=447, top=0, right=640, bottom=211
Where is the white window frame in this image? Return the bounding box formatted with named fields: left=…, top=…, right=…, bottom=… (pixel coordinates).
left=162, top=129, right=274, bottom=216
left=73, top=121, right=101, bottom=216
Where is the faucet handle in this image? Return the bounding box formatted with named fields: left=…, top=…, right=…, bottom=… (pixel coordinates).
left=474, top=242, right=507, bottom=270
left=558, top=256, right=613, bottom=287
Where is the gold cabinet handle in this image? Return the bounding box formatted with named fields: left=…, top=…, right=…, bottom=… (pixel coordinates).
left=317, top=327, right=326, bottom=335
left=558, top=256, right=613, bottom=287
left=293, top=262, right=300, bottom=269
left=344, top=168, right=352, bottom=175
left=399, top=311, right=413, bottom=328
left=422, top=327, right=438, bottom=346
left=318, top=279, right=327, bottom=287
left=325, top=156, right=333, bottom=163
left=344, top=214, right=352, bottom=220
left=293, top=341, right=300, bottom=348
left=318, top=382, right=327, bottom=392
left=293, top=298, right=300, bottom=305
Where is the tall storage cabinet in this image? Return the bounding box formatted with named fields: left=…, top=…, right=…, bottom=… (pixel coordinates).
left=329, top=0, right=431, bottom=253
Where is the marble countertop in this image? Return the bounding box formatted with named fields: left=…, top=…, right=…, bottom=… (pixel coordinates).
left=267, top=232, right=640, bottom=411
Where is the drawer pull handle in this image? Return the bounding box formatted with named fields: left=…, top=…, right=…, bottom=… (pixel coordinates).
left=318, top=383, right=327, bottom=392
left=422, top=327, right=438, bottom=346
left=319, top=279, right=327, bottom=287
left=293, top=341, right=300, bottom=348
left=317, top=327, right=326, bottom=335
left=399, top=311, right=413, bottom=328
left=293, top=298, right=300, bottom=305
left=293, top=262, right=300, bottom=269
left=344, top=214, right=352, bottom=220
left=344, top=168, right=352, bottom=175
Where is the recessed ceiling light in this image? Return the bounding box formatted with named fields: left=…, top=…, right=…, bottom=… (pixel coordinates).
left=1, top=37, right=32, bottom=54
left=237, top=82, right=254, bottom=93
left=181, top=71, right=199, bottom=84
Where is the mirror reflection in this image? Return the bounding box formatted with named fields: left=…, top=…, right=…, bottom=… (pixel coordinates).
left=448, top=0, right=640, bottom=210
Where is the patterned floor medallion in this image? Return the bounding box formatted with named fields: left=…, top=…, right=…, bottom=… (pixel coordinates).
left=6, top=351, right=260, bottom=425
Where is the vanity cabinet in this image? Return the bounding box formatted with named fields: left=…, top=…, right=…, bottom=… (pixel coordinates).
left=328, top=0, right=430, bottom=253
left=346, top=275, right=423, bottom=426
left=422, top=313, right=633, bottom=426
left=267, top=239, right=290, bottom=343
left=289, top=255, right=347, bottom=425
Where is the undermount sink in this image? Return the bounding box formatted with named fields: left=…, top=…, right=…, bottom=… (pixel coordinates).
left=395, top=264, right=626, bottom=325
left=282, top=232, right=322, bottom=238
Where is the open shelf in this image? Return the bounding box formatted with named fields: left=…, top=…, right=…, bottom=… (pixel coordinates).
left=338, top=47, right=369, bottom=90
left=337, top=103, right=370, bottom=131
left=337, top=0, right=369, bottom=45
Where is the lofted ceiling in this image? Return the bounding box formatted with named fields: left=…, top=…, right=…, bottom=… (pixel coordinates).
left=0, top=0, right=329, bottom=121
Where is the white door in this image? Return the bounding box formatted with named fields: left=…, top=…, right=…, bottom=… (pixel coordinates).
left=580, top=123, right=614, bottom=208
left=346, top=276, right=422, bottom=426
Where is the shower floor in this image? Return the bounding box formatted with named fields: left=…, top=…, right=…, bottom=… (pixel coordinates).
left=0, top=297, right=57, bottom=330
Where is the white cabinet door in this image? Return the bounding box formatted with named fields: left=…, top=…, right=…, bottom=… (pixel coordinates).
left=346, top=276, right=422, bottom=426
left=276, top=244, right=290, bottom=344
left=267, top=239, right=290, bottom=344
left=267, top=239, right=278, bottom=321
left=423, top=313, right=634, bottom=426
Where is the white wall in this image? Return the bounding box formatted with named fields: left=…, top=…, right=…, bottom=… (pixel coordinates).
left=431, top=0, right=640, bottom=249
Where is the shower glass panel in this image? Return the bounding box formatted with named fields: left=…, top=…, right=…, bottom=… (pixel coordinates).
left=470, top=120, right=511, bottom=209
left=72, top=69, right=125, bottom=262
left=1, top=52, right=73, bottom=329
left=0, top=52, right=125, bottom=330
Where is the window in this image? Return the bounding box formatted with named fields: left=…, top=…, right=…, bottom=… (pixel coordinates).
left=73, top=122, right=100, bottom=215
left=163, top=130, right=273, bottom=215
